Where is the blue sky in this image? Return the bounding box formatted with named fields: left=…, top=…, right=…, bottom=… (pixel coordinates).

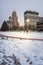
left=0, top=0, right=43, bottom=26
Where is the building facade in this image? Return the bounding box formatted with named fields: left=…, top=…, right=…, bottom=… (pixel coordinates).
left=7, top=11, right=19, bottom=30
left=7, top=16, right=12, bottom=30
left=24, top=10, right=43, bottom=31
left=12, top=11, right=19, bottom=29
left=36, top=20, right=43, bottom=31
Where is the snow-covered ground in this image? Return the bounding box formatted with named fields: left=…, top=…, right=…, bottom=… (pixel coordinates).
left=0, top=31, right=43, bottom=65
left=0, top=31, right=43, bottom=38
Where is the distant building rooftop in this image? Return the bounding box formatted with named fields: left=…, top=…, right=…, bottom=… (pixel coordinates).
left=24, top=10, right=39, bottom=15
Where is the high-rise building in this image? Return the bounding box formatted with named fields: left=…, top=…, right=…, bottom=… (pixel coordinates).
left=24, top=10, right=43, bottom=31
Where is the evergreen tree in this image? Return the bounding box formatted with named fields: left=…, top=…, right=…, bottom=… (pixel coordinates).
left=1, top=21, right=9, bottom=31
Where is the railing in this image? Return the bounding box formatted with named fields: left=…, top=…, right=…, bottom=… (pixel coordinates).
left=0, top=34, right=43, bottom=41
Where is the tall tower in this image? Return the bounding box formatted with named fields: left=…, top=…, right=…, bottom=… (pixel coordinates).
left=12, top=11, right=19, bottom=29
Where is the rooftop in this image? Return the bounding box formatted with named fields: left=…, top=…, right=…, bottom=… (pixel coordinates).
left=24, top=10, right=39, bottom=15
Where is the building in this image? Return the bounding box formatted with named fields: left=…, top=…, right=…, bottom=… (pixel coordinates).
left=7, top=11, right=19, bottom=30
left=7, top=16, right=12, bottom=30
left=36, top=20, right=43, bottom=31
left=24, top=10, right=43, bottom=31
left=12, top=11, right=19, bottom=29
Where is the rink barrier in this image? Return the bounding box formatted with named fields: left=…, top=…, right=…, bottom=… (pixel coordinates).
left=0, top=34, right=43, bottom=41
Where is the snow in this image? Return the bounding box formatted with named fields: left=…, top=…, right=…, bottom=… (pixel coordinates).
left=0, top=31, right=43, bottom=65
left=0, top=31, right=43, bottom=38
